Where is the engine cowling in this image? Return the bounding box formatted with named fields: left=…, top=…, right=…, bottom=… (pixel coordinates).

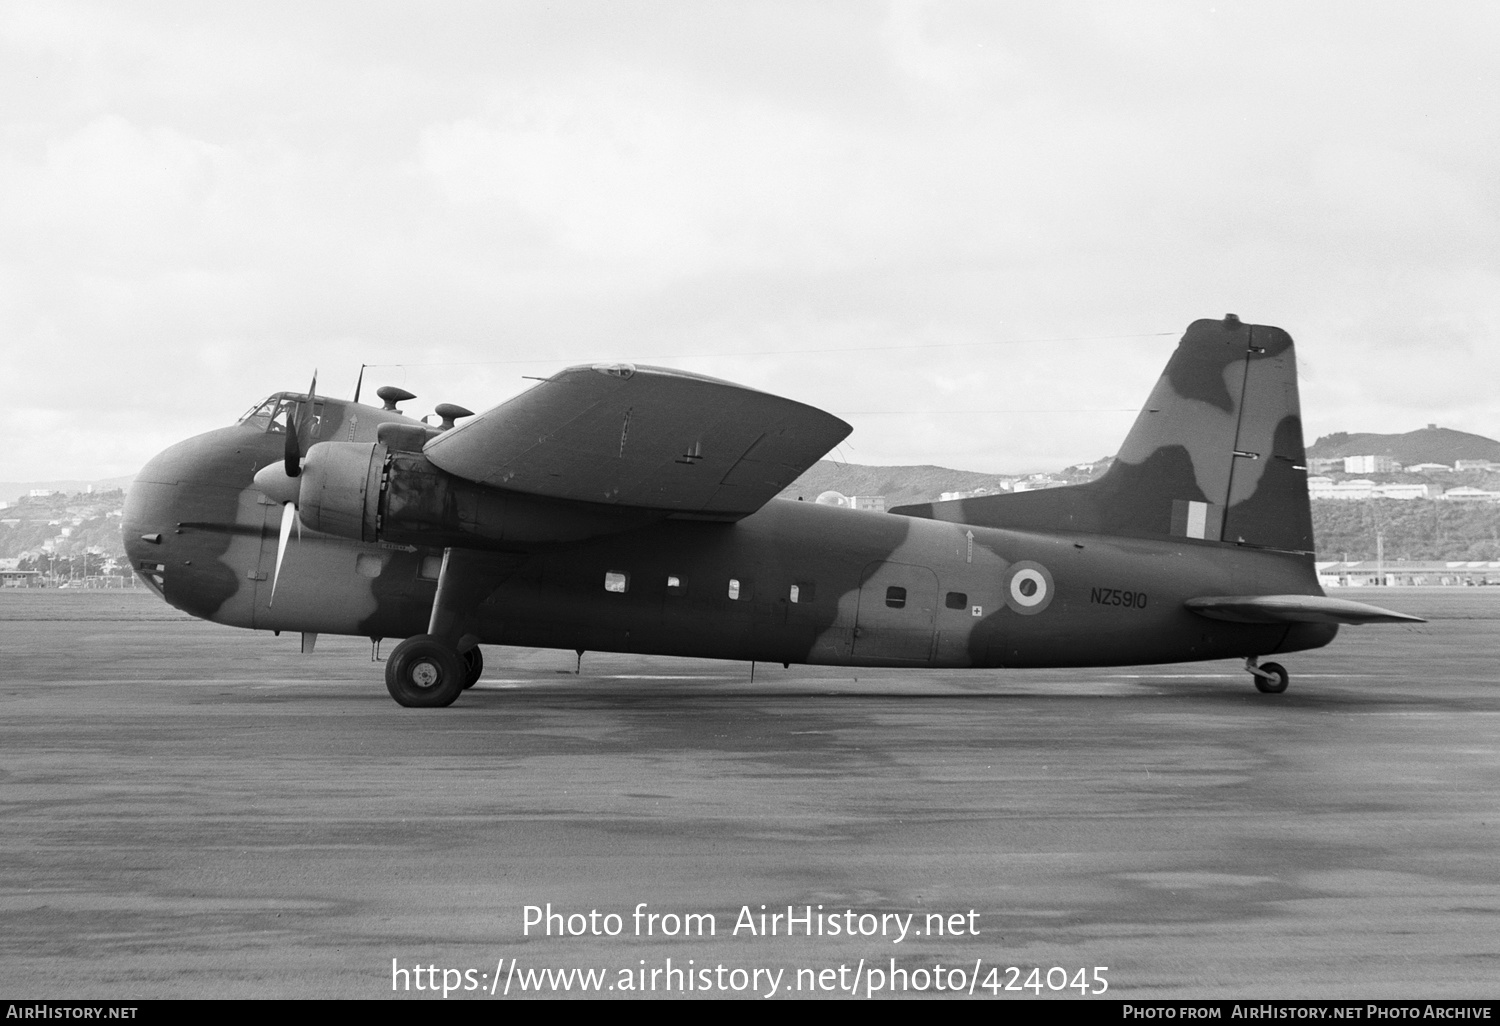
left=297, top=441, right=383, bottom=541
left=293, top=442, right=660, bottom=548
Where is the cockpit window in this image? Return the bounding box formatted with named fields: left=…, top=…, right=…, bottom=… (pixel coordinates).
left=268, top=400, right=295, bottom=434
left=238, top=393, right=323, bottom=436
left=239, top=396, right=279, bottom=429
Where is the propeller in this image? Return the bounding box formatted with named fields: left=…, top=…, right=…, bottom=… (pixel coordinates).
left=254, top=372, right=316, bottom=606
left=284, top=370, right=316, bottom=478
left=271, top=499, right=298, bottom=606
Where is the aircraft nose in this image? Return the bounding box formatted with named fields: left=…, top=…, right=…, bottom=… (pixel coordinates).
left=122, top=426, right=282, bottom=618
left=122, top=473, right=174, bottom=595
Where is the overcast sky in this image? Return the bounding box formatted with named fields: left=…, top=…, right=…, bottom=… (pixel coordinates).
left=3, top=0, right=1496, bottom=482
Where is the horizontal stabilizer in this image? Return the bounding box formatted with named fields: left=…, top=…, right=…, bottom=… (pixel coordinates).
left=424, top=364, right=850, bottom=518
left=1185, top=594, right=1425, bottom=625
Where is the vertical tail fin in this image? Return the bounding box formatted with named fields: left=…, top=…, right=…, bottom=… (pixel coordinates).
left=891, top=315, right=1314, bottom=554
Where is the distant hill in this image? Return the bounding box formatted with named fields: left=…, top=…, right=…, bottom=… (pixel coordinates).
left=777, top=458, right=1111, bottom=508
left=777, top=462, right=1016, bottom=508
left=5, top=453, right=1500, bottom=564
left=0, top=487, right=130, bottom=563
left=1307, top=427, right=1500, bottom=465
left=0, top=475, right=136, bottom=505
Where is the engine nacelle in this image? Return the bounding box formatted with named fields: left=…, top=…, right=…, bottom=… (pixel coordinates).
left=298, top=441, right=383, bottom=541
left=379, top=451, right=659, bottom=546
left=295, top=442, right=659, bottom=548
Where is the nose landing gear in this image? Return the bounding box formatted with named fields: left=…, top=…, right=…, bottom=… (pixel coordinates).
left=1246, top=656, right=1289, bottom=694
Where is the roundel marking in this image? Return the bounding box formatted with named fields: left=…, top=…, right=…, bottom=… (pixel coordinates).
left=1004, top=561, right=1054, bottom=616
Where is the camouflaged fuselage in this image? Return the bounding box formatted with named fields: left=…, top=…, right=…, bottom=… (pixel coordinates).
left=124, top=323, right=1337, bottom=672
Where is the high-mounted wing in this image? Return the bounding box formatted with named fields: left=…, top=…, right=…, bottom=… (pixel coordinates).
left=1186, top=594, right=1425, bottom=625
left=423, top=364, right=851, bottom=518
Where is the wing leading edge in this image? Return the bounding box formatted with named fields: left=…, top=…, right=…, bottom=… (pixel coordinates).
left=1186, top=595, right=1425, bottom=625
left=423, top=363, right=851, bottom=518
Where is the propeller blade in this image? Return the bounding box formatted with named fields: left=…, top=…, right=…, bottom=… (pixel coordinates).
left=269, top=500, right=297, bottom=606
left=283, top=371, right=318, bottom=479
left=284, top=413, right=301, bottom=478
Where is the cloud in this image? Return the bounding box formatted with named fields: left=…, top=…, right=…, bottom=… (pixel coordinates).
left=1, top=1, right=1496, bottom=480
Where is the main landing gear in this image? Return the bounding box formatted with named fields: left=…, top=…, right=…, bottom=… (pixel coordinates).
left=1245, top=656, right=1289, bottom=694
left=461, top=646, right=483, bottom=689
left=386, top=547, right=509, bottom=707
left=385, top=635, right=484, bottom=708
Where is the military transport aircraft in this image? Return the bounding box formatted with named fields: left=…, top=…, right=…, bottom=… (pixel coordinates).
left=122, top=315, right=1421, bottom=708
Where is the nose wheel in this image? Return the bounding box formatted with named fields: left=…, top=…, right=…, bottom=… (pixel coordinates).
left=1246, top=657, right=1289, bottom=694
left=386, top=634, right=465, bottom=707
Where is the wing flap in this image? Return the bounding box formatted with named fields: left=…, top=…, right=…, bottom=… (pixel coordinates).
left=1185, top=594, right=1425, bottom=625
left=424, top=364, right=850, bottom=517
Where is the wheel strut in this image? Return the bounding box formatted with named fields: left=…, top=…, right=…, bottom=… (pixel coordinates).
left=1245, top=656, right=1289, bottom=694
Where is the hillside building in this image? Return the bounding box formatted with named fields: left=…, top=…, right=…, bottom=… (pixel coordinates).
left=812, top=492, right=887, bottom=511
left=1344, top=455, right=1399, bottom=474
left=1372, top=483, right=1437, bottom=500
left=1308, top=478, right=1437, bottom=501
left=1317, top=560, right=1500, bottom=587
left=938, top=486, right=1009, bottom=501
left=0, top=569, right=42, bottom=588
left=1012, top=477, right=1065, bottom=492
left=1439, top=487, right=1500, bottom=503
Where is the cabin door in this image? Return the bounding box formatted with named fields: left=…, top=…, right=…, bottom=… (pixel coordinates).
left=851, top=561, right=938, bottom=665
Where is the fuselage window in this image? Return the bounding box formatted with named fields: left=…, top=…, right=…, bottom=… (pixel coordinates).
left=418, top=555, right=443, bottom=581
left=605, top=571, right=629, bottom=594
left=789, top=584, right=799, bottom=603
left=728, top=578, right=753, bottom=600
left=790, top=581, right=815, bottom=604
left=728, top=578, right=740, bottom=600
left=945, top=591, right=968, bottom=610
left=667, top=575, right=686, bottom=595
left=885, top=586, right=907, bottom=609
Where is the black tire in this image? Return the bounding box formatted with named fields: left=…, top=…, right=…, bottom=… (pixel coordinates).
left=1254, top=661, right=1289, bottom=694
left=461, top=646, right=484, bottom=689
left=385, top=635, right=465, bottom=708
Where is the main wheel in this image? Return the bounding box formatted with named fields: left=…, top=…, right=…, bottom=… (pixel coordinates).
left=385, top=635, right=465, bottom=708
left=461, top=646, right=484, bottom=689
left=1254, top=661, right=1289, bottom=694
